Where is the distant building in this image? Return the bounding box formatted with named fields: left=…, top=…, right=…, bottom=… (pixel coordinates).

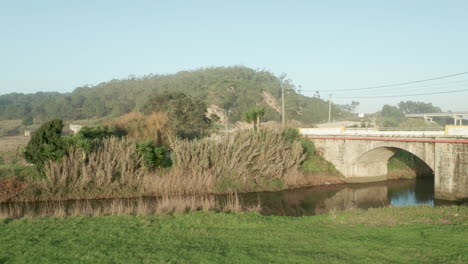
left=69, top=124, right=83, bottom=134
left=24, top=130, right=31, bottom=137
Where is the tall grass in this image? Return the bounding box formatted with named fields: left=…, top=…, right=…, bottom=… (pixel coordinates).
left=25, top=137, right=156, bottom=200
left=12, top=130, right=318, bottom=202
left=168, top=130, right=306, bottom=192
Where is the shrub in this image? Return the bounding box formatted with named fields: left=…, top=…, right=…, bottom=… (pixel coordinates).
left=23, top=119, right=66, bottom=172
left=77, top=126, right=126, bottom=140
left=136, top=140, right=172, bottom=169
left=142, top=92, right=212, bottom=139
left=281, top=127, right=301, bottom=141
left=281, top=128, right=315, bottom=156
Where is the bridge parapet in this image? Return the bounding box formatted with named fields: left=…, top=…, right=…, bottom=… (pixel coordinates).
left=300, top=126, right=468, bottom=137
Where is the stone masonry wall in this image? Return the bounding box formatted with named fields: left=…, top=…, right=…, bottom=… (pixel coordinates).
left=435, top=142, right=468, bottom=200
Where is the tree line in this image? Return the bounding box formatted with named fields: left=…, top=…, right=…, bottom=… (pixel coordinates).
left=0, top=66, right=353, bottom=125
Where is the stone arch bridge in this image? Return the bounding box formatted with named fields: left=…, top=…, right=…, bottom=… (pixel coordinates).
left=305, top=135, right=468, bottom=201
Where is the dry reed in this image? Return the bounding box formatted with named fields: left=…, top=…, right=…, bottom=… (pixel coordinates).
left=169, top=130, right=306, bottom=193
left=28, top=137, right=156, bottom=200
left=0, top=193, right=260, bottom=219
left=16, top=130, right=308, bottom=201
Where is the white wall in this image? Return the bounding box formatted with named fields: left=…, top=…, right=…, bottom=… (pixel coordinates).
left=446, top=126, right=468, bottom=136
left=299, top=127, right=452, bottom=137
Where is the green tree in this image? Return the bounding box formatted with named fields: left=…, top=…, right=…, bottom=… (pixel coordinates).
left=379, top=105, right=405, bottom=127
left=23, top=119, right=66, bottom=172
left=21, top=114, right=34, bottom=126
left=243, top=107, right=265, bottom=131
left=0, top=66, right=355, bottom=124
left=143, top=92, right=212, bottom=139
left=397, top=101, right=442, bottom=114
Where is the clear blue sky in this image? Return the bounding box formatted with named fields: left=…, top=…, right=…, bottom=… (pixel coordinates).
left=1, top=0, right=467, bottom=112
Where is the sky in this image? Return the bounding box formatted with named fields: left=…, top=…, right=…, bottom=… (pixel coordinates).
left=1, top=0, right=467, bottom=113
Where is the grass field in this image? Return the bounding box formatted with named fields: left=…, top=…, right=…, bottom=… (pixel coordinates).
left=0, top=205, right=466, bottom=263
left=0, top=136, right=29, bottom=165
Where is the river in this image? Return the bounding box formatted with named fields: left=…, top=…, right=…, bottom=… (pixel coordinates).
left=0, top=177, right=461, bottom=218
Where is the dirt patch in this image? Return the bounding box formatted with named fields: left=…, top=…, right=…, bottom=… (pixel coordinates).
left=285, top=172, right=345, bottom=187
left=262, top=91, right=281, bottom=113
left=387, top=169, right=417, bottom=179
left=206, top=105, right=227, bottom=123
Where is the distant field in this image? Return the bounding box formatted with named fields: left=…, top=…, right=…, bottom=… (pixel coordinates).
left=0, top=136, right=29, bottom=164
left=0, top=136, right=29, bottom=151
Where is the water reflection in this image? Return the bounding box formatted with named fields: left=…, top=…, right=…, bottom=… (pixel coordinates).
left=0, top=177, right=460, bottom=218
left=388, top=177, right=434, bottom=206
left=241, top=177, right=448, bottom=216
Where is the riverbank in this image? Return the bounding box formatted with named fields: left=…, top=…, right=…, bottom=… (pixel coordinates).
left=0, top=206, right=466, bottom=263
left=0, top=129, right=435, bottom=203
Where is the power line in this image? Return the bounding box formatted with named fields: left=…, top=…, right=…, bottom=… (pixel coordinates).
left=332, top=88, right=468, bottom=98
left=302, top=71, right=468, bottom=92
left=301, top=79, right=468, bottom=94
left=324, top=83, right=468, bottom=97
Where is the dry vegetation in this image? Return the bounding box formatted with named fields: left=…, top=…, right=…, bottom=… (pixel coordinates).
left=109, top=112, right=175, bottom=145
left=169, top=130, right=306, bottom=193
left=8, top=130, right=336, bottom=202
left=1, top=193, right=260, bottom=219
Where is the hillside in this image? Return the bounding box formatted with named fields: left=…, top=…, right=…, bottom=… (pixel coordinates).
left=0, top=66, right=352, bottom=125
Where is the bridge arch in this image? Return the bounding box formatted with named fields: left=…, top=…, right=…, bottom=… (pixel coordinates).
left=351, top=145, right=434, bottom=178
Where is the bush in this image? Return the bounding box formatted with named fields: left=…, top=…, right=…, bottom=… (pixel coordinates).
left=77, top=126, right=125, bottom=140
left=23, top=119, right=66, bottom=172
left=136, top=140, right=172, bottom=169
left=281, top=128, right=315, bottom=156
left=142, top=92, right=212, bottom=139
left=281, top=127, right=301, bottom=141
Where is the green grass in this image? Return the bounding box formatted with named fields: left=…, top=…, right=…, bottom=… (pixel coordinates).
left=301, top=155, right=339, bottom=173
left=0, top=164, right=38, bottom=180
left=0, top=206, right=466, bottom=263
left=388, top=150, right=428, bottom=171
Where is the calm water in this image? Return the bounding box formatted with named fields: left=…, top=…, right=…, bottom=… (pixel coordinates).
left=242, top=177, right=445, bottom=216
left=0, top=177, right=461, bottom=218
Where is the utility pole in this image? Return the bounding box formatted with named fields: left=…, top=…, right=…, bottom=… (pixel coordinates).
left=281, top=83, right=285, bottom=128
left=328, top=94, right=332, bottom=124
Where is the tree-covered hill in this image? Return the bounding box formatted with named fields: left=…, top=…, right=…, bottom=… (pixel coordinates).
left=0, top=66, right=352, bottom=125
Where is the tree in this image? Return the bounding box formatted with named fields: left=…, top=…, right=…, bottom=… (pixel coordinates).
left=21, top=114, right=34, bottom=126
left=379, top=105, right=405, bottom=127
left=243, top=107, right=265, bottom=131
left=23, top=119, right=66, bottom=172
left=397, top=101, right=442, bottom=114
left=381, top=105, right=405, bottom=119
left=142, top=92, right=212, bottom=139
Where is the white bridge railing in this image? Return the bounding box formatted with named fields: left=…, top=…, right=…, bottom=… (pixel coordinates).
left=300, top=125, right=468, bottom=137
